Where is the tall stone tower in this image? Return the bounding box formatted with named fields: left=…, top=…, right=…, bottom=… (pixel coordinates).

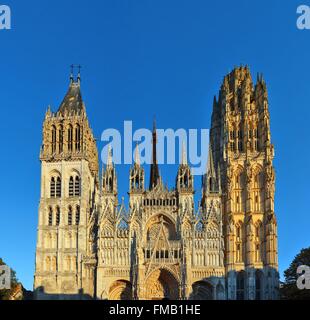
left=210, top=66, right=279, bottom=299
left=34, top=71, right=99, bottom=299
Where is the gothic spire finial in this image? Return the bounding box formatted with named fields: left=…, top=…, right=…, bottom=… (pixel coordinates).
left=203, top=142, right=217, bottom=194
left=134, top=143, right=140, bottom=166
left=181, top=141, right=187, bottom=165
left=207, top=142, right=215, bottom=177
left=107, top=145, right=113, bottom=167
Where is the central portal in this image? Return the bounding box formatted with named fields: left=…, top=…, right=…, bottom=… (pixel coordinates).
left=145, top=269, right=179, bottom=300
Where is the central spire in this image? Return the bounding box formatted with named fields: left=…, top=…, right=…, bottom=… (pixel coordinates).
left=149, top=118, right=160, bottom=189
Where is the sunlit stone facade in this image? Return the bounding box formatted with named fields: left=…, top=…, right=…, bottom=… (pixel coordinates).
left=34, top=66, right=279, bottom=300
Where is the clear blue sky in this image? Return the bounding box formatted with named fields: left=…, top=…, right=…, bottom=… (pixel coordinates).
left=0, top=0, right=309, bottom=290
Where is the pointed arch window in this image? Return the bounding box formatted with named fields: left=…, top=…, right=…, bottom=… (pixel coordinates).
left=230, top=142, right=236, bottom=152
left=56, top=206, right=60, bottom=226
left=253, top=173, right=263, bottom=212
left=68, top=125, right=73, bottom=152
left=238, top=130, right=243, bottom=152
left=48, top=207, right=53, bottom=226
left=51, top=125, right=56, bottom=153
left=230, top=129, right=236, bottom=152
left=108, top=177, right=113, bottom=192
left=74, top=176, right=80, bottom=196
left=50, top=174, right=61, bottom=198
left=249, top=128, right=253, bottom=139
left=235, top=173, right=245, bottom=212
left=250, top=126, right=260, bottom=152
left=236, top=224, right=243, bottom=262
left=59, top=125, right=63, bottom=153
left=68, top=206, right=72, bottom=226
left=255, top=222, right=263, bottom=262
left=75, top=124, right=81, bottom=152
left=69, top=176, right=74, bottom=197
left=75, top=206, right=80, bottom=225
left=135, top=176, right=140, bottom=189
left=56, top=177, right=61, bottom=197
left=50, top=177, right=56, bottom=198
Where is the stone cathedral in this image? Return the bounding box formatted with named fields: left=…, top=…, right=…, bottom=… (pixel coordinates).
left=34, top=66, right=279, bottom=300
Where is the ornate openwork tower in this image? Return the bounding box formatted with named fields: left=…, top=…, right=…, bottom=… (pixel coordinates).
left=210, top=66, right=278, bottom=299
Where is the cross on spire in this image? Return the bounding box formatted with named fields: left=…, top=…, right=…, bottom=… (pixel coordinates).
left=70, top=64, right=82, bottom=83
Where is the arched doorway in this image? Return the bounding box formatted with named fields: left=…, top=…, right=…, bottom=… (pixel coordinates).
left=189, top=281, right=213, bottom=300
left=145, top=269, right=179, bottom=300
left=236, top=271, right=245, bottom=300
left=108, top=280, right=132, bottom=300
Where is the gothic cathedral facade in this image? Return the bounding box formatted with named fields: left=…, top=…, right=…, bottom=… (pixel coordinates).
left=34, top=66, right=279, bottom=300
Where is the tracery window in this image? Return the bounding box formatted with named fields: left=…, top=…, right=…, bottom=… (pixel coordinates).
left=75, top=124, right=81, bottom=152
left=68, top=125, right=73, bottom=152
left=56, top=177, right=61, bottom=197
left=51, top=125, right=56, bottom=153
left=68, top=206, right=72, bottom=226
left=56, top=206, right=60, bottom=226
left=48, top=207, right=53, bottom=226
left=75, top=206, right=80, bottom=225
left=235, top=224, right=243, bottom=262
left=74, top=176, right=80, bottom=196
left=50, top=174, right=61, bottom=198
left=253, top=172, right=264, bottom=212
left=59, top=125, right=63, bottom=153
left=69, top=176, right=74, bottom=196
left=234, top=173, right=245, bottom=212
left=50, top=177, right=56, bottom=198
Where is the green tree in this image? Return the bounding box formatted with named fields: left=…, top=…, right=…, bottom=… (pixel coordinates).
left=0, top=258, right=19, bottom=300
left=281, top=247, right=310, bottom=300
